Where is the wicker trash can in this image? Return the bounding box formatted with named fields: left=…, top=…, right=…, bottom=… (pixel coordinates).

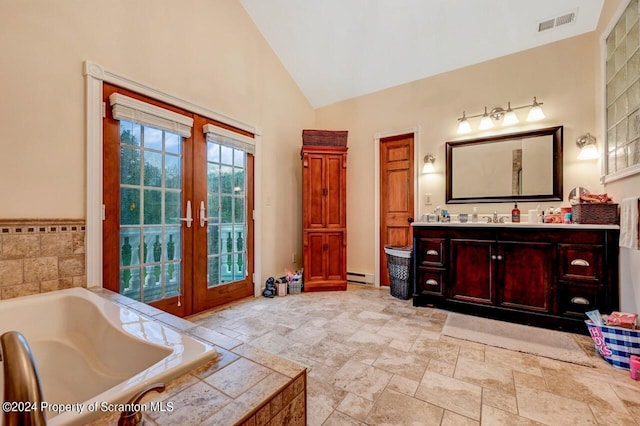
left=384, top=245, right=413, bottom=300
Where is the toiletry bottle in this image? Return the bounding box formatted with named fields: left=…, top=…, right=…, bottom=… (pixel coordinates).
left=471, top=207, right=478, bottom=223
left=511, top=202, right=520, bottom=223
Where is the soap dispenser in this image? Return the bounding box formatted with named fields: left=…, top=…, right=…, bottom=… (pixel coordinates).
left=471, top=207, right=478, bottom=223
left=511, top=202, right=521, bottom=223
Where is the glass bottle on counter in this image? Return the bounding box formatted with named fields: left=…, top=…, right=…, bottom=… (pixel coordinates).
left=511, top=202, right=521, bottom=223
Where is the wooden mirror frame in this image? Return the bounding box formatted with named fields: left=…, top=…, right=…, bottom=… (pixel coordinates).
left=445, top=125, right=563, bottom=204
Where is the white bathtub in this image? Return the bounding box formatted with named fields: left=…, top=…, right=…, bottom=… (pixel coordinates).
left=0, top=288, right=217, bottom=425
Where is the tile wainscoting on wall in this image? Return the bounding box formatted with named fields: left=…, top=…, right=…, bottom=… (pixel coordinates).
left=0, top=220, right=86, bottom=300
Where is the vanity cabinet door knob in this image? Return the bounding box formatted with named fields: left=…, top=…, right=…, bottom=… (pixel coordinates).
left=491, top=255, right=497, bottom=260
left=426, top=249, right=438, bottom=256
left=570, top=259, right=590, bottom=267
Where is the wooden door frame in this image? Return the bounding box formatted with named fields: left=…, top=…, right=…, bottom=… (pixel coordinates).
left=374, top=127, right=420, bottom=287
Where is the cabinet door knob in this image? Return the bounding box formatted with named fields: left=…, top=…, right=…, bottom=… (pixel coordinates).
left=426, top=249, right=438, bottom=256
left=426, top=279, right=438, bottom=286
left=571, top=296, right=590, bottom=305
left=496, top=255, right=503, bottom=260
left=570, top=259, right=590, bottom=267
left=491, top=255, right=497, bottom=260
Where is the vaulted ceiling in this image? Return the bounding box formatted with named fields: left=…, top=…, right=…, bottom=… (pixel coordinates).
left=240, top=0, right=605, bottom=108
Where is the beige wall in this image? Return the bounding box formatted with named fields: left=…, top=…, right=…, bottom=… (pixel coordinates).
left=316, top=32, right=606, bottom=276
left=0, top=0, right=314, bottom=282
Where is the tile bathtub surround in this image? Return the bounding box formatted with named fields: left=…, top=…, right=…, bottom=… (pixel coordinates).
left=88, top=288, right=307, bottom=426
left=188, top=284, right=640, bottom=425
left=0, top=219, right=86, bottom=300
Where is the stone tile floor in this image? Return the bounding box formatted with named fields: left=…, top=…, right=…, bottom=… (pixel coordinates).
left=189, top=284, right=640, bottom=425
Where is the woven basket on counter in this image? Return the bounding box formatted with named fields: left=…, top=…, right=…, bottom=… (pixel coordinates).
left=571, top=203, right=619, bottom=224
left=302, top=130, right=348, bottom=147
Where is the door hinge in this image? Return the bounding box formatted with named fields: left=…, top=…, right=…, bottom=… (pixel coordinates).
left=252, top=210, right=255, bottom=221
left=101, top=204, right=106, bottom=220
left=252, top=273, right=255, bottom=284
left=102, top=101, right=106, bottom=118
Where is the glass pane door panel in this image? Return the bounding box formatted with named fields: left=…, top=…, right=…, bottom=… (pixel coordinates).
left=119, top=120, right=183, bottom=303
left=206, top=141, right=247, bottom=288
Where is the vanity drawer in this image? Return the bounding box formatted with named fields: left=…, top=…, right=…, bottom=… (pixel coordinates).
left=416, top=267, right=445, bottom=296
left=559, top=244, right=603, bottom=283
left=416, top=238, right=446, bottom=267
left=558, top=283, right=602, bottom=318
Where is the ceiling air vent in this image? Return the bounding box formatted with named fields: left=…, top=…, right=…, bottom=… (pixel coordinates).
left=538, top=19, right=555, bottom=32
left=537, top=9, right=577, bottom=32
left=555, top=12, right=576, bottom=27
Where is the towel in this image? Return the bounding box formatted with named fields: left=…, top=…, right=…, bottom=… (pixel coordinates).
left=619, top=197, right=639, bottom=249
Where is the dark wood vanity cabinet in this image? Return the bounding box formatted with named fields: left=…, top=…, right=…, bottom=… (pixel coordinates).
left=413, top=225, right=619, bottom=334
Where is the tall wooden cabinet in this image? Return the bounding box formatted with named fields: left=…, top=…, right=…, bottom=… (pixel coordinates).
left=302, top=146, right=348, bottom=291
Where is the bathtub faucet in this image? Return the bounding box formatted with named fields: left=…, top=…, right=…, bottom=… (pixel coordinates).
left=1, top=331, right=47, bottom=426
left=118, top=383, right=166, bottom=426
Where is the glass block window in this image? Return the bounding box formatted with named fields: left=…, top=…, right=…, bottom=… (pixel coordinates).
left=606, top=0, right=640, bottom=177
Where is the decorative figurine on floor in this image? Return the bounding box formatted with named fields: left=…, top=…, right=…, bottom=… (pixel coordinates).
left=263, top=277, right=277, bottom=298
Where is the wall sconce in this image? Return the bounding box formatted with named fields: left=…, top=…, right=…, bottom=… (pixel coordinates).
left=457, top=97, right=545, bottom=134
left=576, top=133, right=599, bottom=160
left=422, top=154, right=436, bottom=173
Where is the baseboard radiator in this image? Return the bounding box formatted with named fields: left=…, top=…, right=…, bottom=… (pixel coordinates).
left=346, top=271, right=374, bottom=285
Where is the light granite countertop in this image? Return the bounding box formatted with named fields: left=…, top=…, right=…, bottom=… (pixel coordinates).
left=86, top=288, right=307, bottom=426
left=412, top=221, right=620, bottom=230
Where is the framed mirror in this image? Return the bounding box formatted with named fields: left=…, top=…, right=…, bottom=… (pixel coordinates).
left=446, top=126, right=563, bottom=204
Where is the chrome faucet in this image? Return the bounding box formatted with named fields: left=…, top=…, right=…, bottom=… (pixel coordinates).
left=485, top=211, right=505, bottom=223
left=1, top=331, right=46, bottom=426
left=118, top=383, right=166, bottom=426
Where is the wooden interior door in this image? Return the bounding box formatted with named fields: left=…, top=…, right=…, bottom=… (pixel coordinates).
left=380, top=134, right=414, bottom=286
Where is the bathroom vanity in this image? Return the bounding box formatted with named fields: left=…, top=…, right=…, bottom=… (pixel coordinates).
left=412, top=222, right=620, bottom=334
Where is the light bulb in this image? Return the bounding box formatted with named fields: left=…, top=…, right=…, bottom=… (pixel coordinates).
left=578, top=144, right=599, bottom=160
left=526, top=97, right=545, bottom=122
left=422, top=162, right=435, bottom=173
left=502, top=102, right=519, bottom=126
left=457, top=112, right=472, bottom=134
left=479, top=107, right=494, bottom=130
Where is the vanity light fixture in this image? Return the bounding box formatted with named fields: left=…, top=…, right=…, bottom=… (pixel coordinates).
left=478, top=107, right=494, bottom=130
left=422, top=154, right=436, bottom=173
left=457, top=112, right=472, bottom=134
left=526, top=97, right=545, bottom=122
left=456, top=97, right=545, bottom=134
left=502, top=102, right=519, bottom=126
left=576, top=133, right=599, bottom=160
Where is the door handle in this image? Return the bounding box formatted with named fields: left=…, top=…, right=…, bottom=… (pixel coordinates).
left=198, top=201, right=216, bottom=227
left=407, top=217, right=414, bottom=223
left=178, top=200, right=193, bottom=228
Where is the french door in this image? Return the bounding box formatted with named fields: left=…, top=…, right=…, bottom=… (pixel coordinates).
left=102, top=84, right=254, bottom=317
